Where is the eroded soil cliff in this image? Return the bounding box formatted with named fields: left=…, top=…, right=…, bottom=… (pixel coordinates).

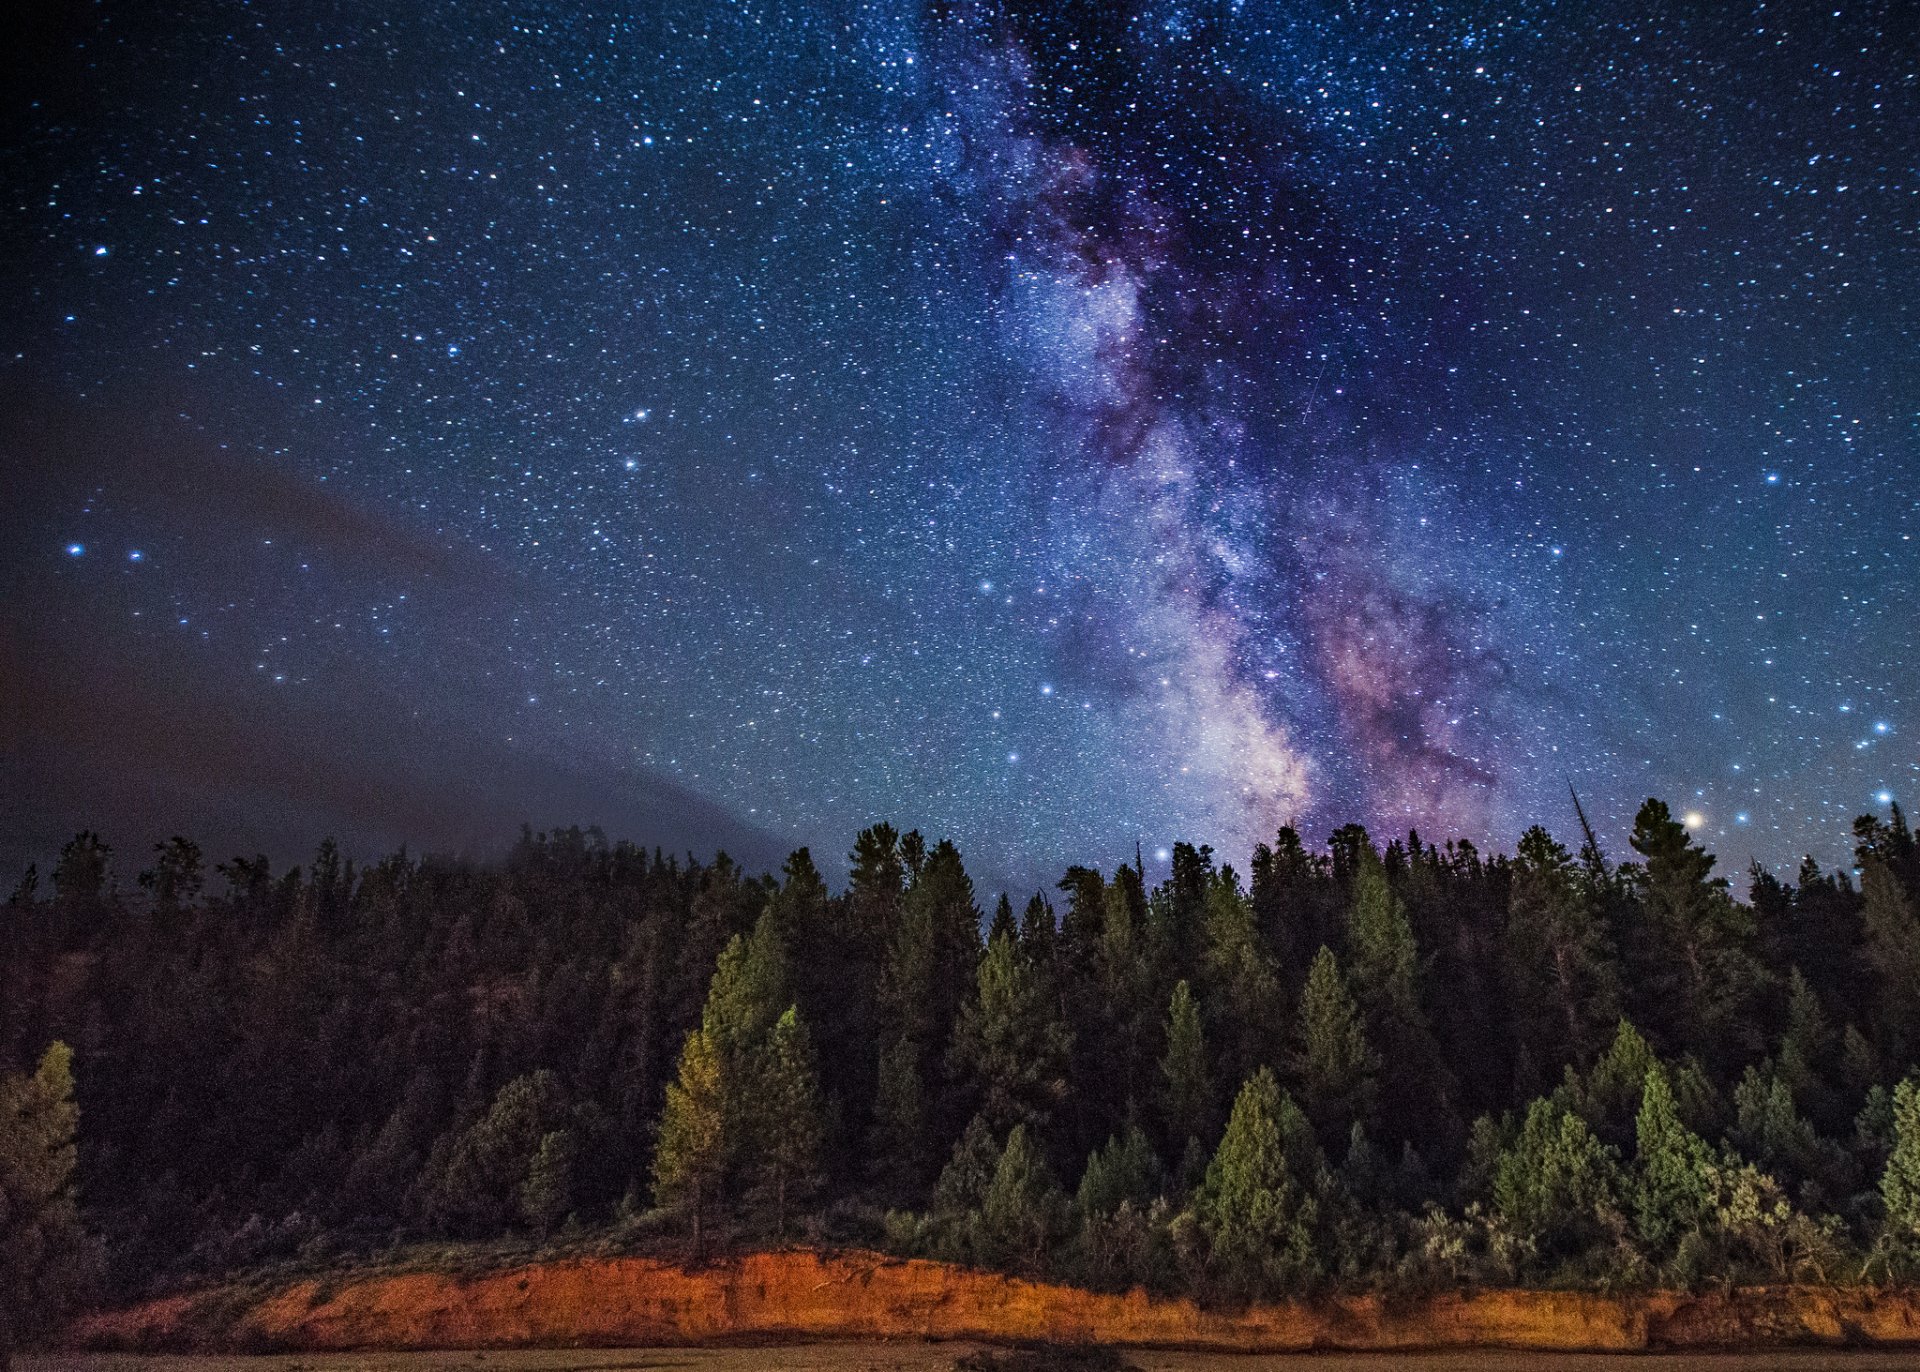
left=69, top=1249, right=1920, bottom=1354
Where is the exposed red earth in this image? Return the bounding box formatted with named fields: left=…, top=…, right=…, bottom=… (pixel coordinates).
left=69, top=1249, right=1920, bottom=1354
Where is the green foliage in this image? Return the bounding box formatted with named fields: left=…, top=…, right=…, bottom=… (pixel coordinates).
left=1077, top=1126, right=1162, bottom=1220
left=1861, top=864, right=1920, bottom=1062
left=1564, top=1018, right=1659, bottom=1147
left=1632, top=1064, right=1715, bottom=1260
left=1878, top=1076, right=1920, bottom=1267
left=1503, top=826, right=1620, bottom=1070
left=873, top=839, right=982, bottom=1191
left=1627, top=800, right=1770, bottom=1065
left=749, top=1006, right=826, bottom=1235
left=1345, top=855, right=1418, bottom=1019
left=0, top=1043, right=100, bottom=1355
left=977, top=1125, right=1070, bottom=1272
left=703, top=913, right=790, bottom=1062
left=1198, top=872, right=1283, bottom=1089
left=933, top=1113, right=1003, bottom=1218
left=1158, top=980, right=1211, bottom=1146
left=652, top=1029, right=727, bottom=1248
left=1491, top=1096, right=1622, bottom=1267
left=10, top=801, right=1920, bottom=1300
left=1292, top=946, right=1378, bottom=1147
left=952, top=924, right=1070, bottom=1134
left=425, top=1069, right=569, bottom=1234
left=519, top=1129, right=577, bottom=1236
left=1192, top=1068, right=1323, bottom=1297
left=1731, top=1061, right=1836, bottom=1196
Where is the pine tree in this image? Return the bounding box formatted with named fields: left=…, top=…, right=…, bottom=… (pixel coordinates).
left=1097, top=871, right=1159, bottom=1119
left=702, top=912, right=790, bottom=1064
left=1569, top=1018, right=1660, bottom=1149
left=873, top=839, right=981, bottom=1186
left=1193, top=1067, right=1322, bottom=1297
left=1292, top=946, right=1379, bottom=1148
left=951, top=923, right=1070, bottom=1134
left=978, top=1123, right=1068, bottom=1273
left=1879, top=1077, right=1920, bottom=1268
left=932, top=1113, right=1001, bottom=1217
left=988, top=892, right=1017, bottom=944
left=519, top=1128, right=577, bottom=1236
left=652, top=1028, right=727, bottom=1255
left=1501, top=826, right=1620, bottom=1071
left=1343, top=852, right=1450, bottom=1147
left=1492, top=1096, right=1621, bottom=1264
left=1159, top=980, right=1212, bottom=1147
left=1346, top=854, right=1419, bottom=1020
left=1019, top=892, right=1056, bottom=963
left=1632, top=1063, right=1714, bottom=1258
left=1626, top=799, right=1769, bottom=1065
left=1861, top=861, right=1920, bottom=1063
left=1199, top=870, right=1284, bottom=1091
left=751, top=1006, right=826, bottom=1236
left=0, top=1043, right=98, bottom=1370
left=1730, top=1062, right=1826, bottom=1191
left=1076, top=1125, right=1161, bottom=1219
left=1777, top=968, right=1836, bottom=1118
left=425, top=1069, right=568, bottom=1234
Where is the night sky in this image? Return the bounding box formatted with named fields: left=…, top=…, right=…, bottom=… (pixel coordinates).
left=4, top=1, right=1914, bottom=891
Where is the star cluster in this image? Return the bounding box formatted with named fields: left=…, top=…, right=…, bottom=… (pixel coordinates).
left=4, top=0, right=1914, bottom=886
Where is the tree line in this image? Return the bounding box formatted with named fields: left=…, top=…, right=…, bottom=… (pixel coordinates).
left=8, top=799, right=1920, bottom=1319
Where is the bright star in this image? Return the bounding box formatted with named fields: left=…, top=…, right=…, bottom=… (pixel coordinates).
left=66, top=543, right=84, bottom=557
left=1683, top=811, right=1705, bottom=830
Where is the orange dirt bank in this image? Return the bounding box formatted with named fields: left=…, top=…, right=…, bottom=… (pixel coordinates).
left=69, top=1249, right=1920, bottom=1353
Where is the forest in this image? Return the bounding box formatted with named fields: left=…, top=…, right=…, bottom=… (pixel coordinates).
left=8, top=798, right=1920, bottom=1338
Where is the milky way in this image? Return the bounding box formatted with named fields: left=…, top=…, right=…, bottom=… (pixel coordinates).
left=3, top=1, right=1914, bottom=889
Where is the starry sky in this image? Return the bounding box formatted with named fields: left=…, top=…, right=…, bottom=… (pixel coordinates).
left=3, top=0, right=1915, bottom=891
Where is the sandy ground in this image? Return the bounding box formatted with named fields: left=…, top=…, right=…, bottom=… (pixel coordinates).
left=25, top=1347, right=1920, bottom=1372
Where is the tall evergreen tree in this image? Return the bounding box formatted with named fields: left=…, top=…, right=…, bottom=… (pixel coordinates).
left=1859, top=860, right=1920, bottom=1064
left=951, top=923, right=1070, bottom=1135
left=1625, top=800, right=1769, bottom=1066
left=652, top=1028, right=727, bottom=1255
left=423, top=1070, right=569, bottom=1234
left=702, top=912, right=791, bottom=1065
left=1291, top=946, right=1379, bottom=1150
left=1095, top=870, right=1160, bottom=1128
left=1878, top=1076, right=1920, bottom=1268
left=1159, top=980, right=1212, bottom=1149
left=0, top=1043, right=97, bottom=1371
left=977, top=1124, right=1069, bottom=1274
left=1492, top=1095, right=1622, bottom=1265
left=519, top=1129, right=577, bottom=1236
left=1199, top=869, right=1283, bottom=1093
left=1346, top=852, right=1419, bottom=1020
left=1343, top=851, right=1451, bottom=1147
left=750, top=1007, right=825, bottom=1236
left=1192, top=1067, right=1323, bottom=1298
left=1631, top=1063, right=1714, bottom=1259
left=1501, top=826, right=1620, bottom=1071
